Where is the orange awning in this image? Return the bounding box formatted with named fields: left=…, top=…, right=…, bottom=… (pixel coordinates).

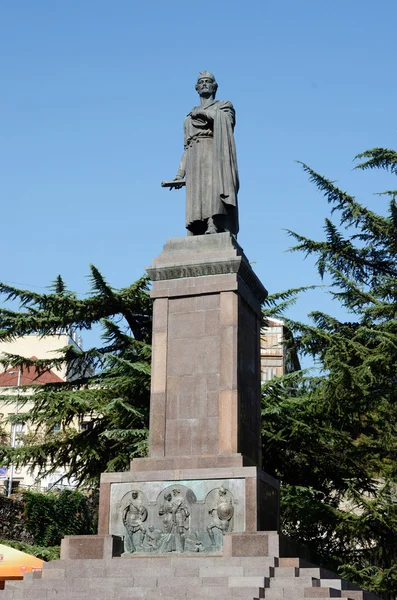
left=0, top=544, right=43, bottom=580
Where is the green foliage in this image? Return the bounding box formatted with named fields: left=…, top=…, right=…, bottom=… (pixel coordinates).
left=21, top=490, right=94, bottom=546
left=0, top=539, right=60, bottom=562
left=0, top=266, right=152, bottom=486
left=355, top=148, right=397, bottom=175
left=262, top=147, right=397, bottom=594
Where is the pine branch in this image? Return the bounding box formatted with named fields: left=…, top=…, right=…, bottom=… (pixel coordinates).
left=88, top=265, right=115, bottom=299
left=48, top=275, right=69, bottom=295
left=355, top=148, right=397, bottom=175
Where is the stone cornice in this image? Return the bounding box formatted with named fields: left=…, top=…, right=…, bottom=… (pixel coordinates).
left=147, top=255, right=267, bottom=304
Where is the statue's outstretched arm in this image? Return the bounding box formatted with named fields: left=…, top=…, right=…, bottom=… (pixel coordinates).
left=162, top=120, right=187, bottom=190
left=176, top=151, right=186, bottom=180
left=165, top=151, right=186, bottom=191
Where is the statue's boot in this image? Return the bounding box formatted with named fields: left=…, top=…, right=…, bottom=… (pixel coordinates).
left=205, top=217, right=217, bottom=234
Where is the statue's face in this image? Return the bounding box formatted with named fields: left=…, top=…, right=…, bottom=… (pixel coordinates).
left=131, top=491, right=138, bottom=499
left=196, top=77, right=216, bottom=97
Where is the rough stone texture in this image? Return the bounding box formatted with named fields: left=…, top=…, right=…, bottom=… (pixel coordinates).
left=148, top=298, right=169, bottom=458
left=3, top=534, right=382, bottom=600
left=130, top=454, right=244, bottom=472
left=145, top=234, right=266, bottom=467
left=97, top=482, right=111, bottom=538
left=237, top=293, right=262, bottom=466
left=223, top=532, right=273, bottom=557
left=60, top=534, right=123, bottom=560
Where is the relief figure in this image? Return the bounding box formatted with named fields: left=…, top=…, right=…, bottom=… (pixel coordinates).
left=122, top=490, right=148, bottom=553
left=207, top=486, right=234, bottom=546
left=146, top=525, right=160, bottom=552
left=158, top=492, right=176, bottom=552
left=171, top=488, right=190, bottom=552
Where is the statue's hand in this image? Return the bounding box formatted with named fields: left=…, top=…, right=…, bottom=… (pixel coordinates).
left=191, top=107, right=207, bottom=120
left=169, top=176, right=185, bottom=191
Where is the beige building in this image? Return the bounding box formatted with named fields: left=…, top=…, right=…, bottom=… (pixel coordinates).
left=0, top=332, right=82, bottom=493
left=260, top=318, right=300, bottom=382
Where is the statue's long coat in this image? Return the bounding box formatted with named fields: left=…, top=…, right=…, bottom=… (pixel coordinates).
left=179, top=100, right=239, bottom=235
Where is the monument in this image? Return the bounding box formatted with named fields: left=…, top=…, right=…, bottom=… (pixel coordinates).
left=3, top=72, right=381, bottom=600
left=94, top=71, right=279, bottom=555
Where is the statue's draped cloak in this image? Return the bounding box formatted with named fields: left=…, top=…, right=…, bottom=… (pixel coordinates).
left=181, top=100, right=239, bottom=235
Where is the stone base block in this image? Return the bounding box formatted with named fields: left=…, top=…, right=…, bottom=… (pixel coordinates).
left=223, top=531, right=280, bottom=557
left=222, top=531, right=321, bottom=564
left=98, top=466, right=279, bottom=556
left=60, top=534, right=123, bottom=560
left=130, top=454, right=248, bottom=472
left=147, top=233, right=267, bottom=467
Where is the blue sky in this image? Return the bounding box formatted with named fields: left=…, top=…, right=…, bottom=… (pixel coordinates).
left=1, top=1, right=396, bottom=353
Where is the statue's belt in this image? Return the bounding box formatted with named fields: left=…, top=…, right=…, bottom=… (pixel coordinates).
left=185, top=133, right=213, bottom=147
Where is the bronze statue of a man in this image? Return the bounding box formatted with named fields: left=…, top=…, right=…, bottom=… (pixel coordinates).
left=170, top=72, right=239, bottom=237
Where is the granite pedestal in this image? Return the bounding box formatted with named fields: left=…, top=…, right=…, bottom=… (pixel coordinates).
left=97, top=233, right=279, bottom=555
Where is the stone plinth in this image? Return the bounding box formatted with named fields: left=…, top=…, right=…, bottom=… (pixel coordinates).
left=60, top=535, right=123, bottom=560
left=96, top=234, right=279, bottom=555
left=97, top=466, right=279, bottom=551
left=145, top=233, right=267, bottom=468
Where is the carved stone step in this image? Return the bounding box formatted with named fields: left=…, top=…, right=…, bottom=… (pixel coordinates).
left=278, top=558, right=332, bottom=569
left=264, top=593, right=355, bottom=600
left=263, top=589, right=286, bottom=599
left=201, top=565, right=273, bottom=578
left=300, top=569, right=344, bottom=581
left=0, top=553, right=383, bottom=600
left=331, top=591, right=380, bottom=600
left=265, top=595, right=355, bottom=600
left=228, top=576, right=269, bottom=588
left=319, top=580, right=366, bottom=593
left=272, top=567, right=300, bottom=578
left=269, top=576, right=316, bottom=588
left=188, top=588, right=262, bottom=599
left=320, top=578, right=379, bottom=600
left=304, top=587, right=343, bottom=597
left=43, top=555, right=276, bottom=571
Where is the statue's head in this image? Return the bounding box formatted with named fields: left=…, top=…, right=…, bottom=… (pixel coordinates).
left=195, top=71, right=218, bottom=97
left=172, top=488, right=180, bottom=496
left=131, top=490, right=138, bottom=499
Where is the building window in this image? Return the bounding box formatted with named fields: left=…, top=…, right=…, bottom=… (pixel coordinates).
left=80, top=421, right=93, bottom=432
